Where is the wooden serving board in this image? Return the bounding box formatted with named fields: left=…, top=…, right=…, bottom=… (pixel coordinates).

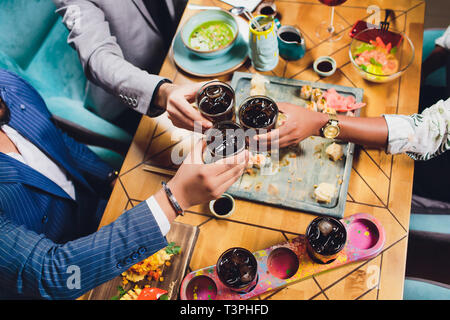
left=228, top=72, right=363, bottom=218
left=87, top=222, right=199, bottom=300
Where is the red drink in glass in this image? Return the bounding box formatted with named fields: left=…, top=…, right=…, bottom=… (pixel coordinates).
left=318, top=0, right=347, bottom=6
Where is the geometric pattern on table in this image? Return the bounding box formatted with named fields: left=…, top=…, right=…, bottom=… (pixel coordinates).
left=101, top=0, right=426, bottom=300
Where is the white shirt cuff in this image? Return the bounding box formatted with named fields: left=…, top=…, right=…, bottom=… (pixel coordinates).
left=145, top=196, right=171, bottom=236
left=382, top=114, right=416, bottom=155
left=435, top=26, right=450, bottom=50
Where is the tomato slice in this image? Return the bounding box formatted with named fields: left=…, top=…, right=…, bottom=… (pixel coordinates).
left=137, top=287, right=168, bottom=300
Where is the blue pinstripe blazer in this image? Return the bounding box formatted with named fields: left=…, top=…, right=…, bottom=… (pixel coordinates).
left=0, top=69, right=167, bottom=299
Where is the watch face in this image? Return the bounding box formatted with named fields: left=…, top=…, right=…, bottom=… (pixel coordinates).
left=323, top=125, right=340, bottom=139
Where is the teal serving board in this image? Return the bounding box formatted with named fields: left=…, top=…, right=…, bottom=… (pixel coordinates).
left=227, top=72, right=363, bottom=218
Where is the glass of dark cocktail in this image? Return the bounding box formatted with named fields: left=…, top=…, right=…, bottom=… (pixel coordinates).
left=238, top=95, right=278, bottom=132
left=196, top=81, right=236, bottom=124
left=205, top=121, right=246, bottom=162
left=238, top=95, right=278, bottom=152
left=306, top=216, right=347, bottom=264
left=216, top=247, right=258, bottom=293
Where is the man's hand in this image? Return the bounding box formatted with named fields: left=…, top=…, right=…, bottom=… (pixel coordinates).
left=255, top=102, right=328, bottom=149
left=155, top=82, right=213, bottom=131
left=167, top=140, right=249, bottom=211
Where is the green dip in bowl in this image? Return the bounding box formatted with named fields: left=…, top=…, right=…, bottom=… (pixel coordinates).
left=181, top=9, right=239, bottom=59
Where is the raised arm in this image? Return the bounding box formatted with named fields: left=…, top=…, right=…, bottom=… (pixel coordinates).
left=257, top=98, right=450, bottom=160
left=52, top=0, right=212, bottom=130
left=0, top=140, right=248, bottom=299
left=52, top=0, right=168, bottom=116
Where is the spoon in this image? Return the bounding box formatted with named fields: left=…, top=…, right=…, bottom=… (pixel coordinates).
left=229, top=6, right=263, bottom=31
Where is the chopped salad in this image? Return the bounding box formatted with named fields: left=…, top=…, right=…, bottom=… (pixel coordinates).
left=353, top=36, right=399, bottom=76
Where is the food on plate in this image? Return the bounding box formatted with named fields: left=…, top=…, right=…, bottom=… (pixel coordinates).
left=323, top=106, right=337, bottom=115
left=189, top=20, right=235, bottom=51
left=316, top=97, right=327, bottom=112
left=120, top=287, right=168, bottom=300
left=247, top=152, right=269, bottom=169
left=353, top=36, right=399, bottom=76
left=250, top=73, right=269, bottom=96
left=323, top=88, right=366, bottom=112
left=306, top=100, right=317, bottom=112
left=325, top=142, right=344, bottom=161
left=300, top=85, right=312, bottom=100
left=314, top=182, right=336, bottom=203
left=311, top=88, right=323, bottom=102
left=121, top=242, right=181, bottom=284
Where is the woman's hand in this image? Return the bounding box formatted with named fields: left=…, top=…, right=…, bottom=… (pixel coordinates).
left=255, top=102, right=328, bottom=149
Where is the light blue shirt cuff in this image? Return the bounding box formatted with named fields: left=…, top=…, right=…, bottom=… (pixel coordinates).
left=145, top=196, right=171, bottom=236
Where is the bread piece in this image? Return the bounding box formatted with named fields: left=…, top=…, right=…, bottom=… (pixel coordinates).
left=250, top=73, right=269, bottom=96
left=314, top=182, right=336, bottom=203
left=325, top=142, right=344, bottom=161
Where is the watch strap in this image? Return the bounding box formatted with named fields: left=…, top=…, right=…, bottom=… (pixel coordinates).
left=321, top=113, right=340, bottom=138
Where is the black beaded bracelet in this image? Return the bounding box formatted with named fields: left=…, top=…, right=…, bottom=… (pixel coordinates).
left=161, top=181, right=184, bottom=216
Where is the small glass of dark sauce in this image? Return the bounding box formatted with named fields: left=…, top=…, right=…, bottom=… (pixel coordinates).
left=210, top=194, right=235, bottom=217
left=317, top=60, right=334, bottom=73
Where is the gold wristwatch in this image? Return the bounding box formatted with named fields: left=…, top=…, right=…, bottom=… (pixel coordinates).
left=321, top=113, right=340, bottom=139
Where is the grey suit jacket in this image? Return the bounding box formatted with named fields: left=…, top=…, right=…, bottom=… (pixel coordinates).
left=53, top=0, right=185, bottom=120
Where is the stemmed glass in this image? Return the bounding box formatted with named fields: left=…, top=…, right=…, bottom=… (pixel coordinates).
left=315, top=0, right=348, bottom=42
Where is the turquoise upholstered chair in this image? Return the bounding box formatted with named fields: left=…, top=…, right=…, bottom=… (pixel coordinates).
left=422, top=28, right=446, bottom=88
left=404, top=214, right=450, bottom=300
left=0, top=0, right=132, bottom=169
left=403, top=29, right=450, bottom=300
left=404, top=279, right=450, bottom=300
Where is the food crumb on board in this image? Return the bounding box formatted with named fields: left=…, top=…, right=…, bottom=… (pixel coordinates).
left=268, top=184, right=279, bottom=196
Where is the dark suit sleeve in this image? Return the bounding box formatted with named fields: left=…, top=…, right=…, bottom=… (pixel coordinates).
left=59, top=130, right=113, bottom=184
left=0, top=202, right=167, bottom=299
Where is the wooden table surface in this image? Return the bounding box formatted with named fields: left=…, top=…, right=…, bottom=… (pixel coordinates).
left=98, top=0, right=426, bottom=300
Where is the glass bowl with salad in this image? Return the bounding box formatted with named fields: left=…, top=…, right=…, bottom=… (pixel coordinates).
left=181, top=9, right=239, bottom=59
left=349, top=28, right=414, bottom=83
